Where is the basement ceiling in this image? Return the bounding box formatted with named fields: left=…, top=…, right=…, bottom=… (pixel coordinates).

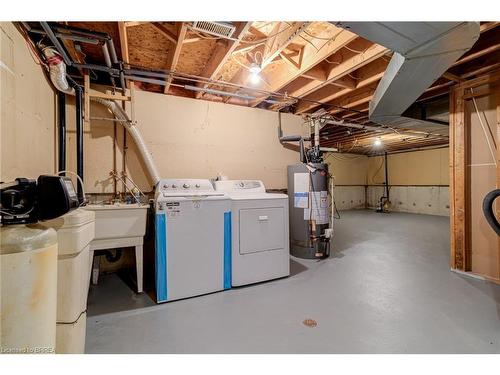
left=19, top=21, right=500, bottom=155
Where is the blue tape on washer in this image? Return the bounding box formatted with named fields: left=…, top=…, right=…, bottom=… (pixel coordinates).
left=155, top=212, right=168, bottom=302
left=223, top=211, right=232, bottom=289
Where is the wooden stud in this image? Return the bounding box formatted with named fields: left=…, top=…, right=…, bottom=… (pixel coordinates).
left=294, top=49, right=388, bottom=114
left=164, top=22, right=188, bottom=93
left=452, top=43, right=500, bottom=67
left=261, top=22, right=309, bottom=68
left=480, top=22, right=500, bottom=33
left=151, top=22, right=178, bottom=45
left=118, top=22, right=129, bottom=64
left=460, top=62, right=500, bottom=80
left=295, top=44, right=387, bottom=110
left=88, top=89, right=130, bottom=101
left=450, top=85, right=467, bottom=271
left=124, top=21, right=149, bottom=28
left=443, top=72, right=464, bottom=83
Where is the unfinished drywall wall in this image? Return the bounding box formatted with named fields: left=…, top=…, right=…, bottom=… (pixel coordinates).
left=367, top=147, right=449, bottom=186
left=0, top=22, right=56, bottom=181
left=366, top=147, right=450, bottom=216
left=65, top=87, right=307, bottom=193
left=465, top=84, right=498, bottom=279
left=324, top=153, right=368, bottom=210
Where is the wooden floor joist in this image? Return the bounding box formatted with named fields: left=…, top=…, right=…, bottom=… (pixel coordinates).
left=47, top=21, right=500, bottom=155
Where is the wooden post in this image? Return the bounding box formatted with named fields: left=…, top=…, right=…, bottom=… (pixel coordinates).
left=450, top=69, right=500, bottom=276
left=450, top=85, right=467, bottom=271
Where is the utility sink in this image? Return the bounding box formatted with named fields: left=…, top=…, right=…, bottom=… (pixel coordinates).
left=83, top=203, right=149, bottom=293
left=83, top=203, right=148, bottom=240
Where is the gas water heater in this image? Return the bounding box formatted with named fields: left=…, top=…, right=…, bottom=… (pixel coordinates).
left=279, top=117, right=332, bottom=259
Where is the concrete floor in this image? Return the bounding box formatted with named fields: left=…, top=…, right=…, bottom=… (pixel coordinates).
left=85, top=210, right=500, bottom=353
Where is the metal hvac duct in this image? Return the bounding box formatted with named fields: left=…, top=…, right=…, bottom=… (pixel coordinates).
left=334, top=22, right=480, bottom=127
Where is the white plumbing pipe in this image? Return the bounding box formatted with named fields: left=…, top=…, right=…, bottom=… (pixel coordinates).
left=43, top=48, right=161, bottom=187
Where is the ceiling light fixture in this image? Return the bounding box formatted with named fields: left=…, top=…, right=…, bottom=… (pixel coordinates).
left=249, top=73, right=260, bottom=85
left=249, top=62, right=262, bottom=85
left=374, top=137, right=383, bottom=147
left=249, top=62, right=262, bottom=74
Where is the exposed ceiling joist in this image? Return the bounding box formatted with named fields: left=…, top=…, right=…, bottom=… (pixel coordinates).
left=194, top=22, right=252, bottom=99
left=164, top=22, right=188, bottom=93
left=480, top=22, right=500, bottom=33
left=124, top=21, right=150, bottom=28
left=117, top=21, right=129, bottom=64
left=328, top=86, right=377, bottom=115
left=247, top=25, right=359, bottom=106
left=294, top=57, right=389, bottom=114
left=261, top=22, right=309, bottom=68
left=151, top=22, right=178, bottom=45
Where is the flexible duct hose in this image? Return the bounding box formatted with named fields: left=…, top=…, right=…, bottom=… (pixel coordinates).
left=43, top=48, right=161, bottom=187
left=483, top=189, right=500, bottom=236
left=43, top=48, right=75, bottom=95
left=90, top=97, right=161, bottom=185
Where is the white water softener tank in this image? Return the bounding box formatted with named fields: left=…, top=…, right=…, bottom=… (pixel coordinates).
left=43, top=208, right=95, bottom=353
left=1, top=225, right=58, bottom=354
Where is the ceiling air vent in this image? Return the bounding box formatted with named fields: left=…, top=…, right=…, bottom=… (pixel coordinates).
left=191, top=21, right=236, bottom=39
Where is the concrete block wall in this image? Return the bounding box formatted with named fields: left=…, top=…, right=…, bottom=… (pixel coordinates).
left=366, top=185, right=450, bottom=216
left=332, top=186, right=366, bottom=210
left=332, top=185, right=450, bottom=216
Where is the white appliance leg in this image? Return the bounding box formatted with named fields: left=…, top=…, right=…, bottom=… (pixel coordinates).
left=91, top=255, right=100, bottom=285
left=135, top=245, right=143, bottom=293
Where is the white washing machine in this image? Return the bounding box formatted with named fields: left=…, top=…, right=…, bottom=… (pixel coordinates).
left=154, top=179, right=231, bottom=303
left=213, top=180, right=290, bottom=286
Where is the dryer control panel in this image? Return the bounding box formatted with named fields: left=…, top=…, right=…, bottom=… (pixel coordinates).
left=213, top=180, right=266, bottom=193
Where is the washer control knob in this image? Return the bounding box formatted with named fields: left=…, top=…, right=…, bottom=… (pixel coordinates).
left=183, top=183, right=190, bottom=189
left=163, top=184, right=168, bottom=189
left=172, top=184, right=177, bottom=188
left=239, top=182, right=245, bottom=187
left=195, top=184, right=200, bottom=188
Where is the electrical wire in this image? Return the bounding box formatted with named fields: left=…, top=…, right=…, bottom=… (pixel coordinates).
left=370, top=158, right=385, bottom=185
left=239, top=24, right=293, bottom=45
left=470, top=87, right=497, bottom=166
left=302, top=30, right=337, bottom=41
left=20, top=28, right=48, bottom=68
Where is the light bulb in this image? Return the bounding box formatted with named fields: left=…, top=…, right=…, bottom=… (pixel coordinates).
left=374, top=138, right=382, bottom=147
left=250, top=72, right=260, bottom=85
left=249, top=63, right=261, bottom=74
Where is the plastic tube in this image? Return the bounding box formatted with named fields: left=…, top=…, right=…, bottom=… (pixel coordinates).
left=91, top=97, right=161, bottom=186
left=43, top=49, right=161, bottom=187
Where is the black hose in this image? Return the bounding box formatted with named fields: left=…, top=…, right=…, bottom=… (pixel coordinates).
left=94, top=249, right=123, bottom=263
left=483, top=189, right=500, bottom=236
left=74, top=86, right=84, bottom=203
left=57, top=92, right=66, bottom=174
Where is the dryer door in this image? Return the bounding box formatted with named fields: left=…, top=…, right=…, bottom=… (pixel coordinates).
left=239, top=207, right=285, bottom=254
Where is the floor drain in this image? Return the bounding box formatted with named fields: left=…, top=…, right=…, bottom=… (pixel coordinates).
left=303, top=319, right=317, bottom=328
